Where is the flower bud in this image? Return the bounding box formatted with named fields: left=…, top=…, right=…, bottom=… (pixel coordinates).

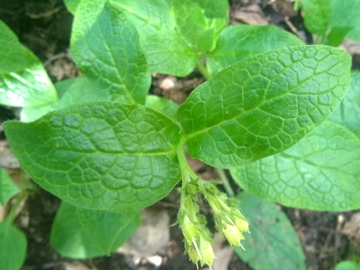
left=223, top=221, right=245, bottom=246
left=187, top=236, right=216, bottom=267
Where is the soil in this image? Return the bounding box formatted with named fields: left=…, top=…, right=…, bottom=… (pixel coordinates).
left=1, top=0, right=360, bottom=270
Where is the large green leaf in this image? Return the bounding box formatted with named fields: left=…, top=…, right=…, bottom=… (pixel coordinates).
left=330, top=70, right=360, bottom=138
left=141, top=30, right=198, bottom=76
left=0, top=217, right=27, bottom=270
left=4, top=102, right=182, bottom=212
left=235, top=192, right=306, bottom=270
left=71, top=2, right=150, bottom=105
left=51, top=202, right=140, bottom=258
left=330, top=0, right=360, bottom=41
left=302, top=0, right=332, bottom=36
left=207, top=25, right=304, bottom=76
left=0, top=21, right=57, bottom=107
left=111, top=0, right=174, bottom=38
left=178, top=46, right=351, bottom=168
left=0, top=169, right=20, bottom=205
left=231, top=121, right=360, bottom=211
left=172, top=0, right=228, bottom=53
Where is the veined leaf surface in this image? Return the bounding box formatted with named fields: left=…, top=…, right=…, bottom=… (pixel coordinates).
left=4, top=102, right=182, bottom=211
left=172, top=0, right=228, bottom=53
left=111, top=0, right=174, bottom=38
left=178, top=46, right=351, bottom=168
left=71, top=2, right=150, bottom=105
left=330, top=70, right=360, bottom=138
left=231, top=121, right=360, bottom=211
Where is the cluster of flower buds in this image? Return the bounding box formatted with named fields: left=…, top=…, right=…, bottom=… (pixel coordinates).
left=178, top=179, right=249, bottom=268
left=198, top=181, right=249, bottom=248
left=178, top=181, right=216, bottom=267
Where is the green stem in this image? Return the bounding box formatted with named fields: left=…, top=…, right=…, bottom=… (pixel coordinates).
left=8, top=190, right=30, bottom=221
left=216, top=168, right=234, bottom=197
left=196, top=60, right=212, bottom=80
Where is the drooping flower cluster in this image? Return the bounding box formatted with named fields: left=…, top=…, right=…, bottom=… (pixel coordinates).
left=178, top=178, right=249, bottom=268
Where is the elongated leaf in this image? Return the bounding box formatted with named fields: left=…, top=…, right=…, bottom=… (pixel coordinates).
left=71, top=2, right=150, bottom=104
left=331, top=0, right=360, bottom=41
left=231, top=121, right=360, bottom=211
left=4, top=102, right=182, bottom=211
left=235, top=192, right=306, bottom=270
left=302, top=0, right=332, bottom=35
left=141, top=30, right=198, bottom=76
left=0, top=217, right=27, bottom=270
left=327, top=26, right=352, bottom=47
left=51, top=202, right=140, bottom=258
left=111, top=0, right=174, bottom=38
left=145, top=95, right=179, bottom=121
left=178, top=46, right=351, bottom=168
left=207, top=25, right=304, bottom=76
left=0, top=169, right=20, bottom=205
left=330, top=70, right=360, bottom=138
left=0, top=21, right=57, bottom=107
left=172, top=0, right=228, bottom=53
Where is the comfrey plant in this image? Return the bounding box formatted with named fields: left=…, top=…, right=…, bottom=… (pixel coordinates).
left=1, top=0, right=360, bottom=269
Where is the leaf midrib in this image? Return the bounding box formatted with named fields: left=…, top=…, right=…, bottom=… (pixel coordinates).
left=184, top=58, right=337, bottom=140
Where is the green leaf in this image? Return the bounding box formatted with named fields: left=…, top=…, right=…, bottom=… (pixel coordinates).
left=172, top=0, right=228, bottom=53
left=0, top=217, right=27, bottom=270
left=145, top=95, right=179, bottom=121
left=51, top=202, right=140, bottom=258
left=0, top=169, right=20, bottom=205
left=207, top=25, right=304, bottom=76
left=63, top=0, right=81, bottom=14
left=21, top=77, right=106, bottom=122
left=330, top=0, right=360, bottom=41
left=71, top=1, right=150, bottom=105
left=111, top=0, right=174, bottom=38
left=0, top=21, right=57, bottom=107
left=327, top=26, right=353, bottom=47
left=231, top=121, right=360, bottom=211
left=302, top=0, right=332, bottom=35
left=4, top=102, right=182, bottom=212
left=334, top=261, right=360, bottom=270
left=330, top=70, right=360, bottom=138
left=195, top=0, right=229, bottom=18
left=178, top=45, right=351, bottom=168
left=141, top=30, right=198, bottom=76
left=235, top=192, right=306, bottom=270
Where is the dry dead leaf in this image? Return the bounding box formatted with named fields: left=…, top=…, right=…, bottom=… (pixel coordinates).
left=212, top=233, right=234, bottom=270
left=341, top=39, right=360, bottom=56
left=118, top=207, right=170, bottom=257
left=63, top=262, right=92, bottom=270
left=232, top=4, right=268, bottom=25
left=341, top=213, right=360, bottom=242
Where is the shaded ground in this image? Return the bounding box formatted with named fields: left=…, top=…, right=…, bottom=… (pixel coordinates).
left=1, top=0, right=360, bottom=269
